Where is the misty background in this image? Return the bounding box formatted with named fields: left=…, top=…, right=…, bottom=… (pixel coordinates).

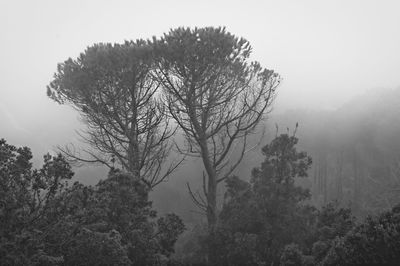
left=1, top=0, right=400, bottom=222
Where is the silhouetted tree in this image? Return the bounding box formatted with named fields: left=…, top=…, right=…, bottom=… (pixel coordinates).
left=209, top=133, right=313, bottom=265
left=47, top=41, right=181, bottom=188
left=0, top=139, right=185, bottom=265
left=154, top=27, right=280, bottom=262
left=0, top=138, right=73, bottom=265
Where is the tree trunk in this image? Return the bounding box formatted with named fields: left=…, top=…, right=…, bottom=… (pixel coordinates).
left=127, top=92, right=141, bottom=181
left=206, top=174, right=217, bottom=230
left=206, top=172, right=217, bottom=265
left=127, top=113, right=141, bottom=182
left=127, top=141, right=139, bottom=177
left=199, top=139, right=218, bottom=264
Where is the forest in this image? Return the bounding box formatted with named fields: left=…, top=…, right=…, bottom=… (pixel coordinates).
left=1, top=27, right=400, bottom=266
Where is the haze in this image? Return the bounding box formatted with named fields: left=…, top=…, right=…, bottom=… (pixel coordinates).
left=1, top=0, right=400, bottom=158
left=2, top=2, right=400, bottom=263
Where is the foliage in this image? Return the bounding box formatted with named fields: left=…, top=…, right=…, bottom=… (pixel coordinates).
left=63, top=229, right=131, bottom=266
left=172, top=223, right=209, bottom=265
left=310, top=202, right=354, bottom=263
left=86, top=171, right=185, bottom=265
left=47, top=41, right=179, bottom=188
left=0, top=139, right=184, bottom=265
left=279, top=202, right=354, bottom=265
left=212, top=132, right=399, bottom=266
left=0, top=138, right=73, bottom=265
left=321, top=204, right=400, bottom=265
left=47, top=26, right=280, bottom=263
left=211, top=133, right=314, bottom=265
left=154, top=26, right=280, bottom=239
left=280, top=244, right=313, bottom=266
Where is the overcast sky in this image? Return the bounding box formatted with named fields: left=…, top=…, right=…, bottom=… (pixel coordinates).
left=1, top=0, right=400, bottom=154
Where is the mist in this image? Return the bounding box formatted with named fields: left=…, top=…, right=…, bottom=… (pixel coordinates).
left=1, top=1, right=400, bottom=265
left=2, top=0, right=400, bottom=211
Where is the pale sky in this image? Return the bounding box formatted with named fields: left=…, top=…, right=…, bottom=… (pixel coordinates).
left=1, top=0, right=400, bottom=155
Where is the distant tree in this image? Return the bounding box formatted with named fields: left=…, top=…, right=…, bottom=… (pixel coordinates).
left=154, top=27, right=280, bottom=261
left=210, top=133, right=313, bottom=265
left=47, top=41, right=182, bottom=188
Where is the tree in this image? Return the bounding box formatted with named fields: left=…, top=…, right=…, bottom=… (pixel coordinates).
left=321, top=204, right=400, bottom=265
left=280, top=244, right=314, bottom=266
left=154, top=27, right=280, bottom=241
left=59, top=171, right=185, bottom=265
left=63, top=229, right=131, bottom=266
left=0, top=138, right=73, bottom=265
left=47, top=41, right=181, bottom=188
left=208, top=133, right=313, bottom=265
left=0, top=139, right=185, bottom=265
left=279, top=202, right=355, bottom=265
left=310, top=202, right=354, bottom=264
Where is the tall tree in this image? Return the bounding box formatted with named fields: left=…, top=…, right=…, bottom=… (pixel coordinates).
left=154, top=27, right=280, bottom=234
left=47, top=41, right=181, bottom=188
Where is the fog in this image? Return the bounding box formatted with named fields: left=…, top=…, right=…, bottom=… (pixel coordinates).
left=2, top=1, right=400, bottom=148
left=2, top=1, right=400, bottom=264
left=0, top=0, right=399, bottom=205
left=0, top=0, right=398, bottom=196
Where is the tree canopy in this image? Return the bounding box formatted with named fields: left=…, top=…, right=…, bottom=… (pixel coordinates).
left=0, top=139, right=184, bottom=265
left=47, top=41, right=180, bottom=188
left=154, top=27, right=279, bottom=246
